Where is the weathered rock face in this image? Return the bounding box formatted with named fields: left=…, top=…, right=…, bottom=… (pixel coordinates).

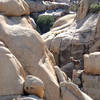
left=0, top=15, right=60, bottom=100
left=42, top=0, right=100, bottom=67
left=24, top=75, right=44, bottom=98
left=60, top=81, right=93, bottom=100
left=76, top=0, right=100, bottom=20
left=43, top=13, right=100, bottom=67
left=89, top=16, right=100, bottom=52
left=25, top=0, right=46, bottom=13
left=0, top=41, right=25, bottom=96
left=52, top=13, right=76, bottom=28
left=61, top=62, right=75, bottom=78
left=0, top=0, right=30, bottom=16
left=76, top=0, right=90, bottom=20
left=82, top=73, right=100, bottom=100
left=84, top=52, right=100, bottom=74
left=25, top=0, right=69, bottom=13
left=54, top=66, right=93, bottom=100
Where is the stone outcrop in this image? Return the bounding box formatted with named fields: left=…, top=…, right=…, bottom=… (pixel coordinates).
left=52, top=13, right=76, bottom=28
left=25, top=0, right=69, bottom=13
left=43, top=13, right=100, bottom=66
left=89, top=16, right=100, bottom=52
left=76, top=0, right=100, bottom=20
left=0, top=0, right=99, bottom=100
left=25, top=0, right=46, bottom=13
left=76, top=0, right=90, bottom=20
left=0, top=15, right=60, bottom=100
left=84, top=52, right=100, bottom=75
left=82, top=73, right=100, bottom=100
left=60, top=81, right=93, bottom=100
left=54, top=66, right=93, bottom=100
left=24, top=75, right=44, bottom=98
left=0, top=41, right=25, bottom=96
left=0, top=0, right=30, bottom=16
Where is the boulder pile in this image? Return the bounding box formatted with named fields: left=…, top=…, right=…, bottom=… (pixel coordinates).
left=42, top=0, right=100, bottom=100
left=82, top=52, right=100, bottom=100
left=0, top=0, right=98, bottom=100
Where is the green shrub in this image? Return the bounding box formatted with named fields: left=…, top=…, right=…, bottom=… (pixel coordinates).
left=89, top=4, right=100, bottom=13
left=36, top=15, right=54, bottom=34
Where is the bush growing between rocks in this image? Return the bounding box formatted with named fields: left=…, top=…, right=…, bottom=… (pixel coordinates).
left=89, top=4, right=100, bottom=13
left=37, top=15, right=54, bottom=34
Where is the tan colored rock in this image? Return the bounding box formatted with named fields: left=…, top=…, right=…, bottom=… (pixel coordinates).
left=84, top=52, right=100, bottom=74
left=24, top=75, right=44, bottom=98
left=0, top=15, right=60, bottom=100
left=72, top=70, right=83, bottom=86
left=76, top=0, right=99, bottom=20
left=0, top=0, right=30, bottom=16
left=82, top=73, right=100, bottom=100
left=0, top=41, right=25, bottom=96
left=25, top=0, right=68, bottom=13
left=54, top=66, right=66, bottom=83
left=43, top=12, right=100, bottom=66
left=43, top=1, right=69, bottom=10
left=52, top=14, right=76, bottom=28
left=96, top=16, right=100, bottom=38
left=76, top=0, right=90, bottom=20
left=89, top=16, right=100, bottom=52
left=60, top=81, right=93, bottom=100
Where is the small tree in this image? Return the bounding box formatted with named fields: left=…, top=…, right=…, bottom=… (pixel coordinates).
left=89, top=3, right=100, bottom=13
left=37, top=15, right=54, bottom=34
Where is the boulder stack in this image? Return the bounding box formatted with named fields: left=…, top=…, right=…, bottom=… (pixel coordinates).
left=0, top=41, right=25, bottom=96
left=0, top=0, right=30, bottom=16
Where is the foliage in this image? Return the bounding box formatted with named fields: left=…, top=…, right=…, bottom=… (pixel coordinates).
left=89, top=3, right=100, bottom=13
left=36, top=15, right=54, bottom=34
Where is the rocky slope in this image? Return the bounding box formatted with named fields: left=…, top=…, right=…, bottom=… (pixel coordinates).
left=42, top=0, right=100, bottom=100
left=43, top=0, right=100, bottom=66
left=0, top=0, right=99, bottom=100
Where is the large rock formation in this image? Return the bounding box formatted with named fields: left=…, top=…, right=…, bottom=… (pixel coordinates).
left=24, top=75, right=44, bottom=98
left=25, top=0, right=46, bottom=13
left=0, top=0, right=30, bottom=16
left=0, top=15, right=60, bottom=100
left=43, top=13, right=100, bottom=66
left=52, top=13, right=76, bottom=28
left=89, top=16, right=100, bottom=52
left=42, top=0, right=100, bottom=67
left=84, top=52, right=100, bottom=74
left=82, top=73, right=100, bottom=100
left=60, top=81, right=93, bottom=100
left=0, top=41, right=25, bottom=96
left=54, top=66, right=93, bottom=100
left=25, top=0, right=68, bottom=13
left=0, top=0, right=98, bottom=100
left=76, top=0, right=100, bottom=20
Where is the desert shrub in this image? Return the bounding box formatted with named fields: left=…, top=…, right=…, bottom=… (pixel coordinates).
left=36, top=15, right=54, bottom=34
left=89, top=4, right=100, bottom=13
